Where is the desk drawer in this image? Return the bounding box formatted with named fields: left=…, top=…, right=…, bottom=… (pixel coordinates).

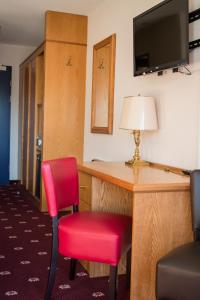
left=79, top=172, right=92, bottom=205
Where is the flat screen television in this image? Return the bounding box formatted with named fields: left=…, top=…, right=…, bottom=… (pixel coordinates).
left=133, top=0, right=189, bottom=76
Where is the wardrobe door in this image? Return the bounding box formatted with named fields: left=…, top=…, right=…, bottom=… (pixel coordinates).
left=43, top=41, right=86, bottom=162
left=27, top=60, right=36, bottom=192
left=34, top=54, right=44, bottom=198
left=18, top=67, right=24, bottom=182
left=21, top=65, right=30, bottom=187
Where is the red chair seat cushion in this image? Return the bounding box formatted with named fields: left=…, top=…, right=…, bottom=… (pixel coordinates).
left=58, top=211, right=132, bottom=265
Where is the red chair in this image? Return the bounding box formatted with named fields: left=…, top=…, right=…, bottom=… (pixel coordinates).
left=42, top=157, right=132, bottom=300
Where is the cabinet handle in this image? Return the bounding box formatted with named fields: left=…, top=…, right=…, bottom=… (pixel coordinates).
left=80, top=185, right=87, bottom=189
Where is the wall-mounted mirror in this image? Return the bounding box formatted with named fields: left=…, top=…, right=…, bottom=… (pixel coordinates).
left=91, top=34, right=116, bottom=134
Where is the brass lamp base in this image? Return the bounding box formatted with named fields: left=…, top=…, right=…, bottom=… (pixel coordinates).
left=125, top=130, right=149, bottom=167
left=125, top=159, right=149, bottom=167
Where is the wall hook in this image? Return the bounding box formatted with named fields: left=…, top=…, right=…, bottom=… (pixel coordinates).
left=66, top=57, right=72, bottom=67
left=98, top=59, right=104, bottom=69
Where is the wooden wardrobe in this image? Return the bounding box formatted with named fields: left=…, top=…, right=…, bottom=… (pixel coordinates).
left=19, top=11, right=87, bottom=210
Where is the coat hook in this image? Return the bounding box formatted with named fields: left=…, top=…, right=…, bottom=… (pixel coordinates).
left=98, top=59, right=104, bottom=69
left=66, top=57, right=72, bottom=67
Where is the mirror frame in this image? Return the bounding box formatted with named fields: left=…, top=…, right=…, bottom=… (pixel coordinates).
left=91, top=34, right=116, bottom=134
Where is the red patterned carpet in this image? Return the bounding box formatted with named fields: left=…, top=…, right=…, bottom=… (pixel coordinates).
left=0, top=185, right=129, bottom=299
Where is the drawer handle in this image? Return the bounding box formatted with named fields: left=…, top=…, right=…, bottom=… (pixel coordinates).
left=80, top=185, right=87, bottom=189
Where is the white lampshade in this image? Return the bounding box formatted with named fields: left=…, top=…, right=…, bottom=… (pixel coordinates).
left=120, top=96, right=158, bottom=131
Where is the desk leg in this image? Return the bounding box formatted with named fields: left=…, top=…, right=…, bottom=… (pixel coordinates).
left=130, top=190, right=193, bottom=300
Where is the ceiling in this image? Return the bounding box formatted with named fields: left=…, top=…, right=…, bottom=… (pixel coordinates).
left=0, top=0, right=102, bottom=46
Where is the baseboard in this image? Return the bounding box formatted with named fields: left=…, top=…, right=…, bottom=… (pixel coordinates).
left=9, top=180, right=21, bottom=185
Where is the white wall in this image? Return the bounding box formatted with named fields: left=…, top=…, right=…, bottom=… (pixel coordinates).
left=0, top=43, right=35, bottom=179
left=84, top=0, right=200, bottom=170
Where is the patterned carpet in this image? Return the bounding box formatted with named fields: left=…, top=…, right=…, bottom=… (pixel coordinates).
left=0, top=185, right=129, bottom=299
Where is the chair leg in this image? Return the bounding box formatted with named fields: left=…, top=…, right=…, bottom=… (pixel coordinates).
left=45, top=217, right=58, bottom=300
left=69, top=258, right=77, bottom=280
left=126, top=248, right=131, bottom=289
left=109, top=265, right=118, bottom=300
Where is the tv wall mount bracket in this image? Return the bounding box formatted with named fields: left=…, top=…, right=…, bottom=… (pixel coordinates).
left=189, top=8, right=200, bottom=51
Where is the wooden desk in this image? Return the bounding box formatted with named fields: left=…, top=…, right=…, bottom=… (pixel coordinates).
left=78, top=162, right=193, bottom=300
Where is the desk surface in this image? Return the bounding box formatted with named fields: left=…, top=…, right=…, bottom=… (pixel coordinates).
left=78, top=161, right=190, bottom=192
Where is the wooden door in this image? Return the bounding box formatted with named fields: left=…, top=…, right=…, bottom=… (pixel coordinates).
left=27, top=60, right=36, bottom=193
left=34, top=54, right=44, bottom=198
left=21, top=65, right=30, bottom=186
left=43, top=41, right=86, bottom=162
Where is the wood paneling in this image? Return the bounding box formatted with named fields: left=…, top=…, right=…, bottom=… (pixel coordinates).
left=79, top=171, right=92, bottom=205
left=35, top=55, right=44, bottom=105
left=33, top=54, right=44, bottom=196
left=27, top=60, right=36, bottom=193
left=43, top=41, right=86, bottom=162
left=18, top=67, right=25, bottom=182
left=131, top=190, right=192, bottom=300
left=25, top=63, right=32, bottom=189
left=79, top=199, right=91, bottom=212
left=21, top=66, right=30, bottom=186
left=20, top=43, right=44, bottom=68
left=45, top=11, right=87, bottom=45
left=92, top=177, right=132, bottom=216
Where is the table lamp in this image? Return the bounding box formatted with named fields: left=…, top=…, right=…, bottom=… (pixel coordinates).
left=120, top=96, right=158, bottom=166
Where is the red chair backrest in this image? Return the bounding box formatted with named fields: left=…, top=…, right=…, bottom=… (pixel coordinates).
left=42, top=157, right=79, bottom=217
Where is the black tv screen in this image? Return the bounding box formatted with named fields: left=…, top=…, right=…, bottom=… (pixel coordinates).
left=133, top=0, right=189, bottom=76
